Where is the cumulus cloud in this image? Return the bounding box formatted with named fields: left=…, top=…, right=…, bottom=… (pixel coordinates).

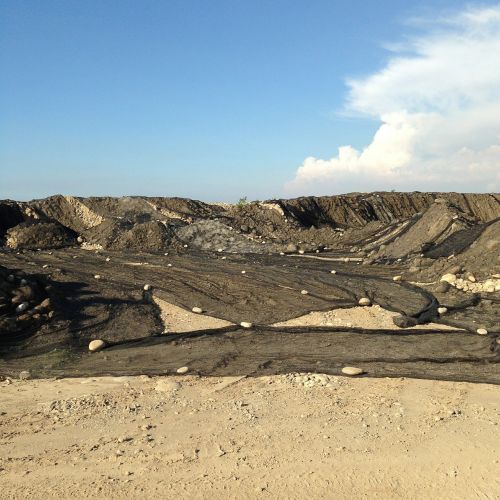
left=286, top=5, right=500, bottom=194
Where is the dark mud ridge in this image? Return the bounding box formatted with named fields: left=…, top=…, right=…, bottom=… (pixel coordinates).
left=1, top=192, right=499, bottom=383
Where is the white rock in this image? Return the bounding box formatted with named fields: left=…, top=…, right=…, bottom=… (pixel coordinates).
left=476, top=328, right=488, bottom=335
left=164, top=252, right=169, bottom=256
left=358, top=297, right=371, bottom=306
left=241, top=270, right=246, bottom=274
left=341, top=366, right=364, bottom=376
left=298, top=250, right=305, bottom=255
left=440, top=273, right=457, bottom=284
left=192, top=307, right=203, bottom=314
left=301, top=290, right=309, bottom=295
left=16, top=302, right=29, bottom=313
left=167, top=263, right=172, bottom=267
left=330, top=270, right=337, bottom=274
left=89, top=339, right=106, bottom=352
left=240, top=321, right=253, bottom=328
left=437, top=307, right=448, bottom=315
left=183, top=244, right=188, bottom=248
left=143, top=284, right=152, bottom=291
left=176, top=366, right=189, bottom=374
left=217, top=248, right=223, bottom=253
left=393, top=275, right=402, bottom=282
left=94, top=274, right=101, bottom=280
left=20, top=279, right=27, bottom=286
left=467, top=274, right=476, bottom=282
left=221, top=256, right=227, bottom=260
left=279, top=252, right=285, bottom=256
left=105, top=257, right=111, bottom=262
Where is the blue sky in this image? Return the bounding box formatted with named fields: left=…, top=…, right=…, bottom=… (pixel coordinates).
left=1, top=1, right=499, bottom=201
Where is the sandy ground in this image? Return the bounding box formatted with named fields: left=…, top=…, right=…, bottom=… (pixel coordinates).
left=272, top=304, right=459, bottom=330
left=1, top=373, right=499, bottom=499
left=1, top=304, right=497, bottom=499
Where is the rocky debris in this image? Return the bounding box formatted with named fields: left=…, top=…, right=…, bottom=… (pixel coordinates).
left=89, top=340, right=106, bottom=352
left=341, top=366, right=364, bottom=376
left=175, top=220, right=267, bottom=254
left=0, top=265, right=53, bottom=335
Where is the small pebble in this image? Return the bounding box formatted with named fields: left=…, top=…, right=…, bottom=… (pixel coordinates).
left=16, top=302, right=29, bottom=313
left=176, top=366, right=189, bottom=374
left=476, top=328, right=488, bottom=335
left=143, top=284, right=152, bottom=291
left=358, top=297, right=371, bottom=306
left=437, top=307, right=448, bottom=315
left=240, top=321, right=253, bottom=328
left=330, top=270, right=337, bottom=274
left=393, top=275, right=402, bottom=282
left=192, top=307, right=203, bottom=314
left=94, top=274, right=101, bottom=280
left=301, top=290, right=308, bottom=295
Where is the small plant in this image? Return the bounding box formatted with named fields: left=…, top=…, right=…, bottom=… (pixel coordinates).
left=237, top=197, right=248, bottom=208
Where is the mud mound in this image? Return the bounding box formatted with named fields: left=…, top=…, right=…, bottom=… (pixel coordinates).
left=423, top=219, right=500, bottom=280
left=175, top=220, right=268, bottom=253
left=0, top=265, right=53, bottom=337
left=0, top=201, right=32, bottom=243
left=31, top=195, right=104, bottom=233
left=5, top=221, right=77, bottom=250
left=365, top=202, right=476, bottom=261
left=275, top=192, right=500, bottom=228
left=84, top=219, right=175, bottom=251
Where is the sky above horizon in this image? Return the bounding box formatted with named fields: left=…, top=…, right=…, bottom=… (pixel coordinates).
left=1, top=0, right=499, bottom=202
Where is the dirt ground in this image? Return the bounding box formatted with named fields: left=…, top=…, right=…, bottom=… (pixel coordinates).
left=1, top=373, right=499, bottom=499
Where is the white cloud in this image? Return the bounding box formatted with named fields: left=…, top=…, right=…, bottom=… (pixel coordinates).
left=286, top=5, right=500, bottom=194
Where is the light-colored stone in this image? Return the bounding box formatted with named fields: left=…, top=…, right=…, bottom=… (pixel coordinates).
left=15, top=302, right=29, bottom=314
left=298, top=250, right=305, bottom=255
left=176, top=366, right=189, bottom=374
left=393, top=276, right=402, bottom=282
left=240, top=321, right=253, bottom=328
left=89, top=339, right=106, bottom=352
left=341, top=366, right=364, bottom=376
left=440, top=273, right=457, bottom=284
left=476, top=328, right=488, bottom=335
left=94, top=274, right=101, bottom=280
left=467, top=274, right=476, bottom=283
left=192, top=307, right=203, bottom=314
left=358, top=297, right=371, bottom=306
left=143, top=284, right=152, bottom=291
left=301, top=290, right=309, bottom=295
left=437, top=307, right=448, bottom=315
left=330, top=270, right=337, bottom=274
